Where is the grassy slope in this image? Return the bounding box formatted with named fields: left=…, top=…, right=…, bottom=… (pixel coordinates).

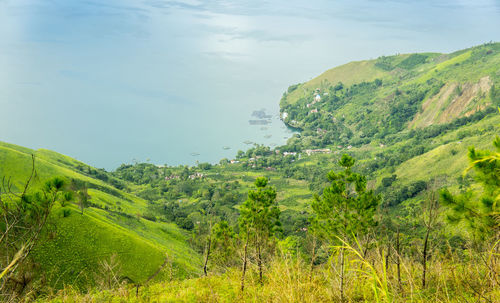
left=282, top=44, right=500, bottom=130
left=0, top=142, right=202, bottom=289
left=283, top=59, right=391, bottom=105
left=394, top=115, right=499, bottom=183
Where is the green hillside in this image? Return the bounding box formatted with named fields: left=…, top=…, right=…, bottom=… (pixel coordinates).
left=0, top=142, right=202, bottom=289
left=280, top=43, right=499, bottom=135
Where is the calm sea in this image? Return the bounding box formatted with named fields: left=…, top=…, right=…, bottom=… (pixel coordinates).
left=1, top=0, right=499, bottom=170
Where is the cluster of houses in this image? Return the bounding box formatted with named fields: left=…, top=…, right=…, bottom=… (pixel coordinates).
left=306, top=88, right=327, bottom=114
left=227, top=148, right=338, bottom=165
left=282, top=89, right=327, bottom=119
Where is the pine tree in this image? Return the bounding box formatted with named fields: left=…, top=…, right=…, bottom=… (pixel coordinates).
left=311, top=154, right=380, bottom=301
left=239, top=177, right=281, bottom=290
left=440, top=136, right=500, bottom=242
left=211, top=221, right=237, bottom=269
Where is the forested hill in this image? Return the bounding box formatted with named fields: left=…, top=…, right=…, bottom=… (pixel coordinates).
left=271, top=42, right=500, bottom=207
left=280, top=42, right=500, bottom=149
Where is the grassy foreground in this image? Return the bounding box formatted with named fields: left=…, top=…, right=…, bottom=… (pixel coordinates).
left=40, top=242, right=499, bottom=303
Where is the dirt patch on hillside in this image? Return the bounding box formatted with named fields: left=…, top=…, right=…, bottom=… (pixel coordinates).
left=409, top=76, right=492, bottom=128
left=409, top=83, right=457, bottom=128
left=438, top=76, right=491, bottom=123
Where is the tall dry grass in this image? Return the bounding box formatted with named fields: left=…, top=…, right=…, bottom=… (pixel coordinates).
left=40, top=239, right=499, bottom=303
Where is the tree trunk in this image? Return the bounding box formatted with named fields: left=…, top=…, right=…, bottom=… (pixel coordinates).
left=396, top=228, right=401, bottom=291
left=309, top=236, right=317, bottom=282
left=203, top=235, right=212, bottom=276
left=422, top=228, right=430, bottom=289
left=385, top=240, right=391, bottom=273
left=241, top=235, right=249, bottom=292
left=340, top=246, right=345, bottom=303
left=257, top=242, right=263, bottom=285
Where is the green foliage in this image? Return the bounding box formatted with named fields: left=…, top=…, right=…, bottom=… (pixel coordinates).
left=375, top=56, right=396, bottom=71
left=287, top=83, right=300, bottom=93
left=239, top=177, right=281, bottom=239
left=383, top=180, right=427, bottom=207
left=211, top=221, right=237, bottom=267
left=440, top=137, right=500, bottom=241
left=397, top=53, right=428, bottom=69
left=1, top=174, right=72, bottom=298
left=490, top=84, right=500, bottom=106
left=311, top=154, right=380, bottom=243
